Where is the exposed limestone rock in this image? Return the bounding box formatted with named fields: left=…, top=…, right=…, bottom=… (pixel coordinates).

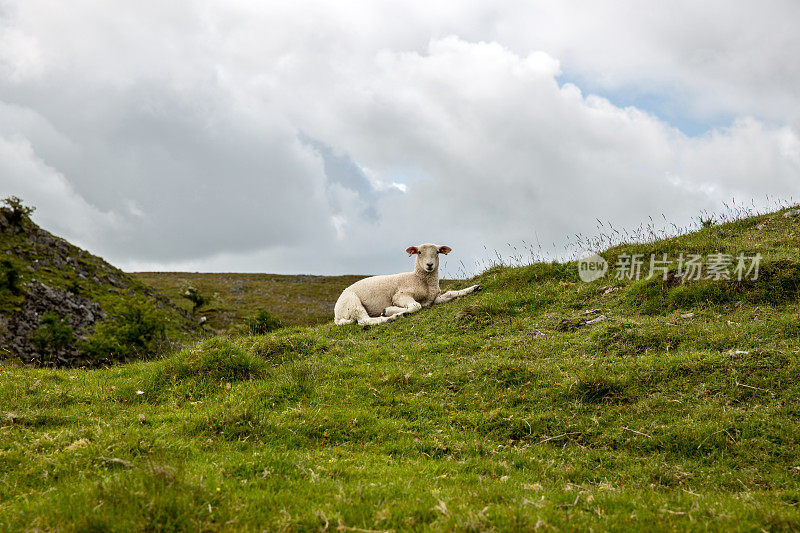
left=0, top=281, right=105, bottom=366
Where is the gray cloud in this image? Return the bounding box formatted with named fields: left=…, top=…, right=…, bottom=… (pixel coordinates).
left=299, top=133, right=397, bottom=224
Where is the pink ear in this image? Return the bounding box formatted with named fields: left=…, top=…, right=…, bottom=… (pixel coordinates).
left=438, top=246, right=452, bottom=255
left=406, top=246, right=419, bottom=255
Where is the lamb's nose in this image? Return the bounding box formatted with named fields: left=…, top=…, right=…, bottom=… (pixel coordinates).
left=426, top=263, right=434, bottom=268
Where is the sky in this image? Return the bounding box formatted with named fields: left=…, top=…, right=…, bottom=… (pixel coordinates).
left=1, top=0, right=799, bottom=277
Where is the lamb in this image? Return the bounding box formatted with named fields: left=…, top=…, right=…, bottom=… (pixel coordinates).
left=334, top=243, right=481, bottom=326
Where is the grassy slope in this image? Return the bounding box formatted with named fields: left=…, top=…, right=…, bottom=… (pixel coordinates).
left=131, top=272, right=461, bottom=330
left=2, top=208, right=800, bottom=531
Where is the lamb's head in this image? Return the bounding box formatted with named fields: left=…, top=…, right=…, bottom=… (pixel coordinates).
left=406, top=243, right=452, bottom=274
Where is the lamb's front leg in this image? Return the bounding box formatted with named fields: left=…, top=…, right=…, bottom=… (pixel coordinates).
left=433, top=284, right=481, bottom=305
left=381, top=294, right=422, bottom=317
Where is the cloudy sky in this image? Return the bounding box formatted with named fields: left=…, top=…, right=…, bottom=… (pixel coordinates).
left=1, top=1, right=799, bottom=276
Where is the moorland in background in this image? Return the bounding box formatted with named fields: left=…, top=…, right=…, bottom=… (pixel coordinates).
left=132, top=272, right=369, bottom=330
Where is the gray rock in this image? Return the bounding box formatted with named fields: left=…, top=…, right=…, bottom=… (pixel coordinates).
left=0, top=281, right=105, bottom=367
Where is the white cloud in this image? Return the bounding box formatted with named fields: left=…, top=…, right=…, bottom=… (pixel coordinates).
left=0, top=26, right=43, bottom=82
left=489, top=1, right=800, bottom=127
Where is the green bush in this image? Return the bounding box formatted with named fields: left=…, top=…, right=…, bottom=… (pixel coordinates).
left=2, top=196, right=35, bottom=227
left=83, top=296, right=167, bottom=362
left=66, top=280, right=83, bottom=296
left=29, top=310, right=75, bottom=360
left=244, top=309, right=283, bottom=335
left=181, top=286, right=209, bottom=314
left=0, top=259, right=21, bottom=295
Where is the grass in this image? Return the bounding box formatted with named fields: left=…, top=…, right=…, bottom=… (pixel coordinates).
left=2, top=206, right=800, bottom=530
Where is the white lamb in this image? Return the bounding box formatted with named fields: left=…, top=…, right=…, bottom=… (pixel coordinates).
left=334, top=243, right=481, bottom=326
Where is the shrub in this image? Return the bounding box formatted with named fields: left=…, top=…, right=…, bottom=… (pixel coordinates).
left=83, top=296, right=167, bottom=362
left=181, top=286, right=209, bottom=314
left=244, top=309, right=283, bottom=335
left=0, top=259, right=21, bottom=295
left=29, top=310, right=75, bottom=360
left=66, top=280, right=83, bottom=296
left=2, top=196, right=35, bottom=227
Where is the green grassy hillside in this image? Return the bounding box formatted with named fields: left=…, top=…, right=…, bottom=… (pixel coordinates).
left=2, top=207, right=800, bottom=531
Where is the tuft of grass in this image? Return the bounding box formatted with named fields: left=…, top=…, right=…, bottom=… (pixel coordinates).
left=592, top=320, right=681, bottom=355
left=571, top=374, right=630, bottom=404
left=246, top=331, right=329, bottom=361
left=167, top=337, right=267, bottom=382
left=130, top=337, right=268, bottom=403
left=623, top=258, right=800, bottom=315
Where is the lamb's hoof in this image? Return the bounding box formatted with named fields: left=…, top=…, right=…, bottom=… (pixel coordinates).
left=381, top=308, right=388, bottom=317
left=472, top=284, right=482, bottom=293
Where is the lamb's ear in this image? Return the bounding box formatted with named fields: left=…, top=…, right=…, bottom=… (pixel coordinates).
left=438, top=246, right=452, bottom=255
left=406, top=246, right=419, bottom=256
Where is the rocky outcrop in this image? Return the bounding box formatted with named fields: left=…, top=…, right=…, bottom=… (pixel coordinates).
left=0, top=281, right=105, bottom=366
left=0, top=204, right=198, bottom=367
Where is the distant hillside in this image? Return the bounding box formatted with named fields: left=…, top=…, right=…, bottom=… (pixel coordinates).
left=131, top=272, right=365, bottom=329
left=132, top=272, right=462, bottom=329
left=0, top=198, right=199, bottom=367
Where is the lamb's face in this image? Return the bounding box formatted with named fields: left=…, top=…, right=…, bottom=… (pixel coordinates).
left=406, top=243, right=452, bottom=273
